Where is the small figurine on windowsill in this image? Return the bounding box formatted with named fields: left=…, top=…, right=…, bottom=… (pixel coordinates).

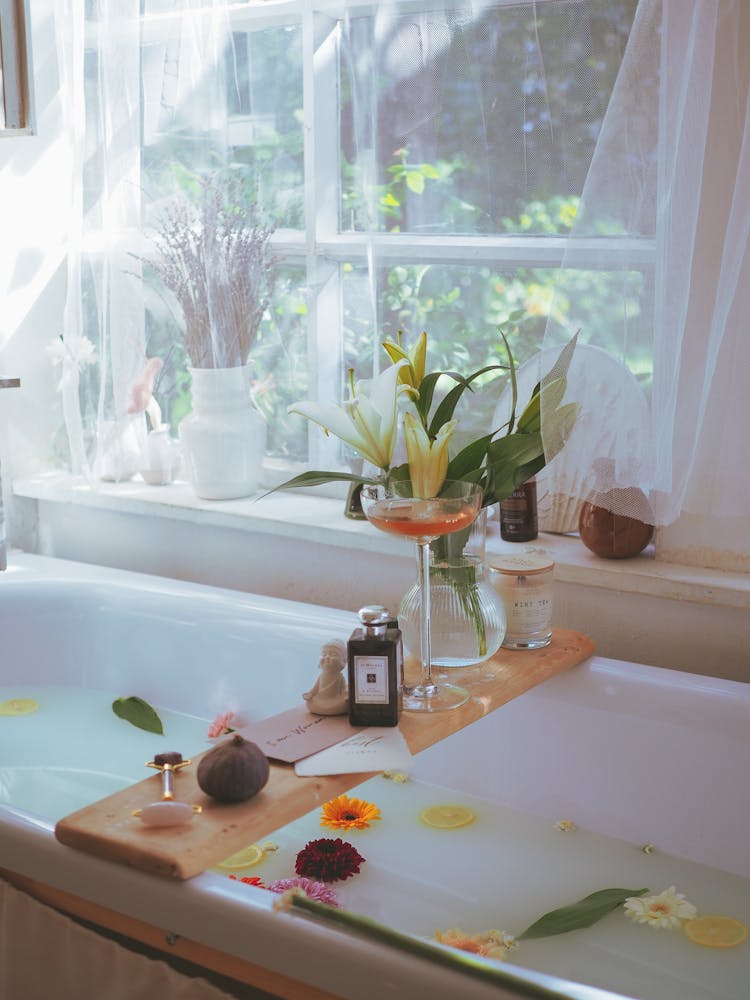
left=303, top=639, right=348, bottom=716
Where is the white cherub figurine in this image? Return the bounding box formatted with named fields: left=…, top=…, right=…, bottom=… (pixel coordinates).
left=303, top=639, right=349, bottom=715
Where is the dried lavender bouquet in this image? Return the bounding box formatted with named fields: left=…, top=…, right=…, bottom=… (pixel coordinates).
left=149, top=177, right=275, bottom=370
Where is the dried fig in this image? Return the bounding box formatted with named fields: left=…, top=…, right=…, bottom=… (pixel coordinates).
left=197, top=733, right=270, bottom=803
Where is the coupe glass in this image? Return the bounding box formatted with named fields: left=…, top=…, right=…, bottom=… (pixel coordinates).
left=360, top=479, right=483, bottom=712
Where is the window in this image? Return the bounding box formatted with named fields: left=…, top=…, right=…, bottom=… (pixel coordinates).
left=61, top=0, right=748, bottom=568
left=0, top=0, right=31, bottom=131
left=71, top=0, right=643, bottom=478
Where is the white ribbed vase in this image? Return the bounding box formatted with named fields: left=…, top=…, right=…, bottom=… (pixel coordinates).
left=179, top=365, right=266, bottom=500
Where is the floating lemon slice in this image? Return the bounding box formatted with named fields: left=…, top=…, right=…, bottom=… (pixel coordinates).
left=0, top=698, right=40, bottom=716
left=419, top=804, right=476, bottom=830
left=216, top=843, right=265, bottom=870
left=683, top=915, right=749, bottom=949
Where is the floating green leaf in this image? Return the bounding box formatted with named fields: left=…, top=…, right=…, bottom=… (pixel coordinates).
left=112, top=696, right=164, bottom=735
left=518, top=887, right=649, bottom=940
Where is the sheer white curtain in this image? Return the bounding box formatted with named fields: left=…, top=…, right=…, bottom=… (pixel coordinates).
left=59, top=0, right=235, bottom=481
left=653, top=0, right=750, bottom=524
left=542, top=0, right=750, bottom=529
left=58, top=0, right=749, bottom=537
left=59, top=0, right=144, bottom=480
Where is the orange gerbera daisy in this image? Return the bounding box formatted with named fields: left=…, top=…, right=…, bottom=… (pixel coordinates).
left=320, top=794, right=381, bottom=831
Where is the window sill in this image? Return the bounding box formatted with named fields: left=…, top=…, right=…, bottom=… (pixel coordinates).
left=13, top=472, right=750, bottom=613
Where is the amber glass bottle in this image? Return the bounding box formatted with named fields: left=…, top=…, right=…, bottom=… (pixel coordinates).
left=499, top=478, right=538, bottom=542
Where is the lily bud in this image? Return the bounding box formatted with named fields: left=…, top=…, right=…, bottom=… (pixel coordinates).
left=403, top=411, right=457, bottom=498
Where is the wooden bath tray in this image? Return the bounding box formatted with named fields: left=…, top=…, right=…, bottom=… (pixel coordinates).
left=54, top=627, right=594, bottom=879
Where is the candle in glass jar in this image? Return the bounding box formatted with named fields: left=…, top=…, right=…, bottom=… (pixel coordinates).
left=488, top=550, right=554, bottom=649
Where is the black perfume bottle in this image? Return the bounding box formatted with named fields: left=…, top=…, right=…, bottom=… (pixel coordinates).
left=347, top=606, right=403, bottom=727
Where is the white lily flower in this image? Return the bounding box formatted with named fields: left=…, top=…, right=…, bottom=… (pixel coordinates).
left=403, top=411, right=457, bottom=498
left=383, top=330, right=427, bottom=389
left=289, top=360, right=408, bottom=472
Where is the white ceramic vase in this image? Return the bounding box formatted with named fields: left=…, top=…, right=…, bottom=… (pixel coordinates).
left=179, top=365, right=266, bottom=500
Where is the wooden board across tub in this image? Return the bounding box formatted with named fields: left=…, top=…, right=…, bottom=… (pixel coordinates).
left=54, top=627, right=595, bottom=880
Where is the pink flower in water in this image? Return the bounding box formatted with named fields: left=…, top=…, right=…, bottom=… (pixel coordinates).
left=267, top=877, right=340, bottom=907
left=208, top=711, right=236, bottom=739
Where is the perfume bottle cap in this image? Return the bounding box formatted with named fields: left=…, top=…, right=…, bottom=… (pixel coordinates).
left=357, top=605, right=392, bottom=637
left=358, top=605, right=390, bottom=626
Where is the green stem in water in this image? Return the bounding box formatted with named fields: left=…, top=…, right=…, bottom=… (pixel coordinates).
left=276, top=891, right=580, bottom=1000
left=431, top=561, right=487, bottom=657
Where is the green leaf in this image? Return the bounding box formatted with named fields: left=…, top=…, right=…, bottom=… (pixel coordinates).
left=112, top=696, right=164, bottom=735
left=428, top=365, right=504, bottom=438
left=544, top=331, right=579, bottom=384
left=518, top=888, right=649, bottom=940
left=446, top=433, right=494, bottom=482
left=405, top=171, right=425, bottom=194
left=540, top=401, right=579, bottom=461
left=539, top=374, right=568, bottom=414
left=485, top=455, right=545, bottom=508
left=497, top=327, right=519, bottom=433
left=420, top=163, right=441, bottom=179
left=414, top=371, right=442, bottom=424
left=484, top=431, right=546, bottom=505
left=265, top=470, right=374, bottom=493
left=487, top=429, right=545, bottom=468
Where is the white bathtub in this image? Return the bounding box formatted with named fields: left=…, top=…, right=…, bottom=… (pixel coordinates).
left=1, top=553, right=749, bottom=1000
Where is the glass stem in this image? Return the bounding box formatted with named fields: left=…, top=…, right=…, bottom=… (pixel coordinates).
left=416, top=538, right=436, bottom=695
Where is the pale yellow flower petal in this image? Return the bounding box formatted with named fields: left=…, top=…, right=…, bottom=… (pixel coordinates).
left=403, top=412, right=457, bottom=498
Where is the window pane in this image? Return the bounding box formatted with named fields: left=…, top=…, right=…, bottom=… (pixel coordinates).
left=140, top=18, right=304, bottom=227
left=68, top=0, right=648, bottom=488
left=340, top=0, right=638, bottom=236
left=343, top=261, right=652, bottom=388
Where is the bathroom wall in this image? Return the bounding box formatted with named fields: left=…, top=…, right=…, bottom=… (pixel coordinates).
left=0, top=3, right=71, bottom=478
left=10, top=489, right=749, bottom=683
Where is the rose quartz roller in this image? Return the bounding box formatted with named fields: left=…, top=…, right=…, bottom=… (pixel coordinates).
left=134, top=751, right=201, bottom=827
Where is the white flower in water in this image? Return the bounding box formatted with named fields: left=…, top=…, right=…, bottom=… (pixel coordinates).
left=553, top=819, right=578, bottom=833
left=624, top=886, right=697, bottom=929
left=382, top=770, right=409, bottom=783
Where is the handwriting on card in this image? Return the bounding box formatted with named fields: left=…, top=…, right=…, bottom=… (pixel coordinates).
left=235, top=705, right=360, bottom=763
left=295, top=727, right=412, bottom=777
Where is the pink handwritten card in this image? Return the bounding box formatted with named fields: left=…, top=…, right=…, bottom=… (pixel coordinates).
left=235, top=706, right=360, bottom=763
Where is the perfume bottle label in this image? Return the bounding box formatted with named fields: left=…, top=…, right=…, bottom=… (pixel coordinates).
left=353, top=655, right=390, bottom=704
